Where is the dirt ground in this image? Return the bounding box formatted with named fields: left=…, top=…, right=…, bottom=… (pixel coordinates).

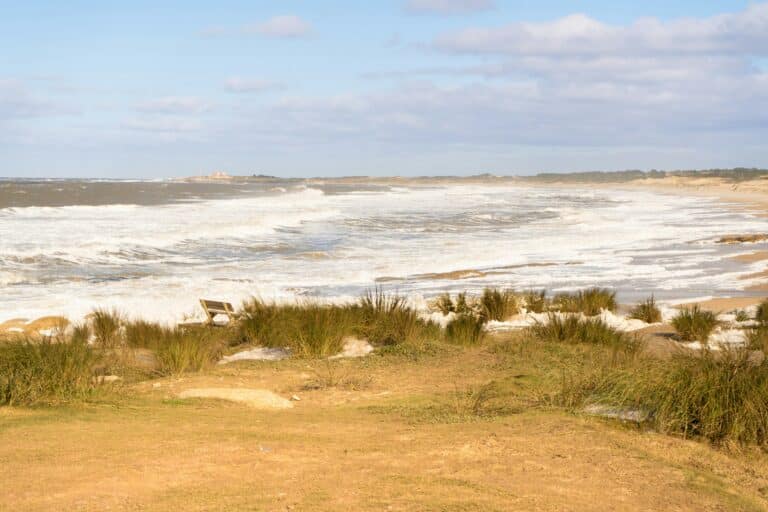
left=2, top=337, right=768, bottom=512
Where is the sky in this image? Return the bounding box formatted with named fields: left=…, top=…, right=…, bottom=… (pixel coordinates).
left=1, top=0, right=767, bottom=178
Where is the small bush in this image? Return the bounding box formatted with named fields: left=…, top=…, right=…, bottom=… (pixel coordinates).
left=445, top=314, right=486, bottom=346
left=628, top=296, right=662, bottom=324
left=671, top=306, right=719, bottom=343
left=435, top=293, right=454, bottom=315
left=733, top=309, right=750, bottom=323
left=480, top=288, right=518, bottom=321
left=553, top=288, right=617, bottom=316
left=91, top=309, right=123, bottom=348
left=523, top=289, right=547, bottom=313
left=0, top=338, right=98, bottom=405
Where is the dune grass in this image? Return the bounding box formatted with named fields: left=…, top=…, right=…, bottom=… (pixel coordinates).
left=154, top=328, right=224, bottom=375
left=671, top=306, right=719, bottom=343
left=0, top=337, right=99, bottom=406
left=553, top=288, right=617, bottom=316
left=629, top=296, right=662, bottom=324
left=528, top=314, right=639, bottom=352
left=90, top=308, right=123, bottom=348
left=746, top=326, right=768, bottom=352
left=523, top=289, right=548, bottom=313
left=445, top=314, right=486, bottom=346
left=479, top=287, right=519, bottom=321
left=757, top=299, right=768, bottom=325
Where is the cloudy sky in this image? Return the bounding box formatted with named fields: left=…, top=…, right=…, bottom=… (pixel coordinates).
left=2, top=1, right=767, bottom=177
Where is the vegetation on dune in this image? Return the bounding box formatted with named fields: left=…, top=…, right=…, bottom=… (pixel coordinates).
left=746, top=326, right=768, bottom=352
left=445, top=314, right=486, bottom=346
left=0, top=337, right=98, bottom=406
left=528, top=314, right=639, bottom=352
left=671, top=306, right=719, bottom=343
left=90, top=308, right=123, bottom=348
left=479, top=287, right=519, bottom=321
left=523, top=289, right=548, bottom=313
left=356, top=289, right=439, bottom=348
left=629, top=296, right=662, bottom=324
left=756, top=299, right=768, bottom=325
left=154, top=328, right=224, bottom=375
left=553, top=288, right=617, bottom=316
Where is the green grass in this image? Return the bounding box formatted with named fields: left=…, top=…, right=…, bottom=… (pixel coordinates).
left=629, top=296, right=662, bottom=324
left=553, top=288, right=617, bottom=315
left=155, top=328, right=224, bottom=375
left=746, top=326, right=768, bottom=352
left=445, top=314, right=486, bottom=346
left=671, top=306, right=719, bottom=343
left=356, top=289, right=440, bottom=348
left=0, top=337, right=99, bottom=406
left=479, top=287, right=518, bottom=321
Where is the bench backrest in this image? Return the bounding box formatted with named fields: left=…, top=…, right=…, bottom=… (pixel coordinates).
left=199, top=299, right=236, bottom=322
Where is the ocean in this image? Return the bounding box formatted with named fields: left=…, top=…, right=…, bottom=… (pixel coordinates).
left=1, top=177, right=766, bottom=323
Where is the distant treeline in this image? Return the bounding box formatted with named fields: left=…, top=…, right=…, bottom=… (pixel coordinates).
left=526, top=168, right=768, bottom=183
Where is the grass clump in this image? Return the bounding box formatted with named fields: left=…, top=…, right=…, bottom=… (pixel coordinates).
left=356, top=290, right=438, bottom=348
left=628, top=296, right=662, bottom=324
left=90, top=309, right=123, bottom=348
left=553, top=288, right=617, bottom=316
left=757, top=299, right=768, bottom=325
left=528, top=314, right=639, bottom=352
left=0, top=338, right=98, bottom=406
left=671, top=306, right=719, bottom=343
left=746, top=326, right=768, bottom=352
left=155, top=328, right=223, bottom=375
left=445, top=314, right=486, bottom=346
left=480, top=287, right=518, bottom=321
left=523, top=289, right=548, bottom=313
left=435, top=292, right=474, bottom=316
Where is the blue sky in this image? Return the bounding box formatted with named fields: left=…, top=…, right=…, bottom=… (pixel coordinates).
left=1, top=0, right=767, bottom=177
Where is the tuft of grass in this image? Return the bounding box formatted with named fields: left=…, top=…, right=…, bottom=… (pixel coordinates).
left=0, top=337, right=98, bottom=406
left=553, top=288, right=617, bottom=316
left=445, top=314, right=486, bottom=346
left=435, top=293, right=454, bottom=315
left=480, top=287, right=518, bottom=321
left=124, top=320, right=168, bottom=349
left=733, top=309, right=751, bottom=323
left=356, top=289, right=437, bottom=347
left=90, top=309, right=123, bottom=348
left=671, top=306, right=719, bottom=343
left=629, top=296, right=662, bottom=324
left=523, top=289, right=548, bottom=313
left=528, top=314, right=639, bottom=352
left=757, top=299, right=768, bottom=325
left=746, top=326, right=768, bottom=352
left=155, top=328, right=223, bottom=375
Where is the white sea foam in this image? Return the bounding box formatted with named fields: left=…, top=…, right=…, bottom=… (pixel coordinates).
left=1, top=183, right=766, bottom=324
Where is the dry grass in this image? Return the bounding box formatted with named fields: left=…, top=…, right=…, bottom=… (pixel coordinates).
left=672, top=305, right=720, bottom=343
left=629, top=296, right=662, bottom=323
left=553, top=288, right=617, bottom=315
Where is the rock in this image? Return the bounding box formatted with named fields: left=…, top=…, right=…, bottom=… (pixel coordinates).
left=290, top=395, right=301, bottom=401
left=93, top=375, right=122, bottom=384
left=218, top=347, right=291, bottom=364
left=583, top=404, right=648, bottom=423
left=329, top=337, right=374, bottom=359
left=177, top=388, right=294, bottom=410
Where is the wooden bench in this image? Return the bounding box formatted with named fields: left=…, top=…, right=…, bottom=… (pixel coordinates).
left=199, top=299, right=237, bottom=325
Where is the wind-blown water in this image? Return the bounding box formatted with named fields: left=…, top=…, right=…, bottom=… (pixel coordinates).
left=1, top=179, right=766, bottom=323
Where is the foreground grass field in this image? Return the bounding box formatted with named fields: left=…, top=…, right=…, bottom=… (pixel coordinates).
left=3, top=332, right=768, bottom=511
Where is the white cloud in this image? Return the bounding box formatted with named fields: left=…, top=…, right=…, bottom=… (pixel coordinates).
left=136, top=96, right=210, bottom=114
left=405, top=0, right=494, bottom=15
left=225, top=77, right=282, bottom=93
left=434, top=4, right=768, bottom=56
left=249, top=15, right=312, bottom=38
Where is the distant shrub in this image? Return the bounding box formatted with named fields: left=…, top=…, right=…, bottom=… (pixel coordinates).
left=480, top=288, right=518, bottom=321
left=445, top=314, right=486, bottom=346
left=0, top=338, right=98, bottom=405
left=628, top=296, right=662, bottom=324
left=671, top=306, right=719, bottom=343
left=553, top=288, right=617, bottom=316
left=733, top=309, right=751, bottom=323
